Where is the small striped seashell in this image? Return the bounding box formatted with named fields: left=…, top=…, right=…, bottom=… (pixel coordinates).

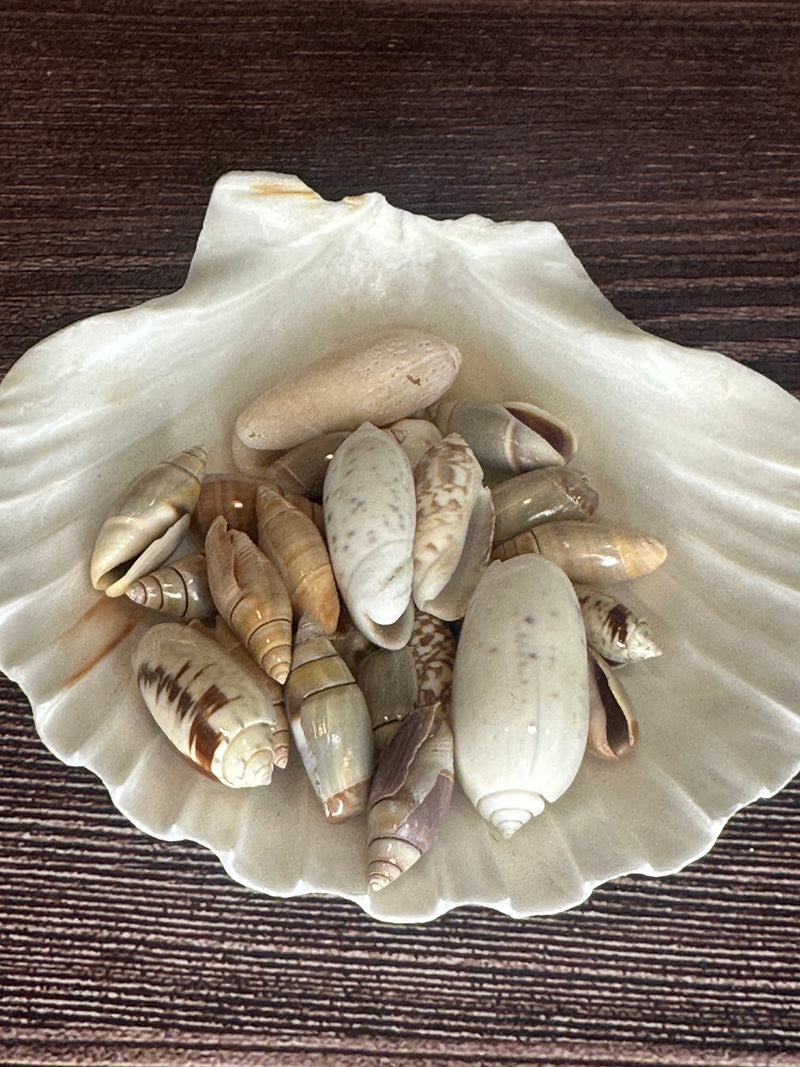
left=367, top=702, right=455, bottom=891
left=285, top=614, right=375, bottom=823
left=125, top=551, right=214, bottom=621
left=132, top=622, right=287, bottom=788
left=575, top=585, right=661, bottom=663
left=236, top=328, right=462, bottom=452
left=260, top=431, right=348, bottom=501
left=323, top=422, right=416, bottom=649
left=90, top=445, right=207, bottom=597
left=204, top=515, right=293, bottom=684
left=385, top=418, right=443, bottom=470
left=409, top=609, right=456, bottom=712
left=586, top=650, right=639, bottom=760
left=428, top=401, right=567, bottom=474
left=412, top=433, right=495, bottom=621
left=357, top=646, right=417, bottom=752
left=192, top=472, right=265, bottom=541
left=207, top=617, right=290, bottom=768
left=491, top=520, right=668, bottom=584
left=255, top=483, right=339, bottom=634
left=491, top=466, right=599, bottom=544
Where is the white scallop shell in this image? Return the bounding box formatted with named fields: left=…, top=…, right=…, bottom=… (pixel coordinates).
left=1, top=170, right=799, bottom=923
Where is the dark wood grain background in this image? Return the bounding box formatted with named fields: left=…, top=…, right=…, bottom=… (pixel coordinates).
left=2, top=2, right=799, bottom=1064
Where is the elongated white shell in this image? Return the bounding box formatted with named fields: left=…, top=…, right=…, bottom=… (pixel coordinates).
left=323, top=422, right=416, bottom=649
left=132, top=622, right=286, bottom=788
left=452, top=555, right=590, bottom=838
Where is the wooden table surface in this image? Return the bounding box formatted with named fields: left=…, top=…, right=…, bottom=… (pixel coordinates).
left=2, top=2, right=799, bottom=1064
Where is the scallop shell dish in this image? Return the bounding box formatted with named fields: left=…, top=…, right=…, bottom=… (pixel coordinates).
left=1, top=170, right=799, bottom=924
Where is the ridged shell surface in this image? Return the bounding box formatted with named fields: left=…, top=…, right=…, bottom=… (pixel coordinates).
left=132, top=622, right=286, bottom=788
left=452, top=556, right=590, bottom=838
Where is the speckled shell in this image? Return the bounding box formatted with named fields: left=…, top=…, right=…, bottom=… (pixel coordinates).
left=323, top=422, right=417, bottom=649
left=125, top=551, right=214, bottom=621
left=412, top=433, right=495, bottom=621
left=491, top=520, right=668, bottom=584
left=90, top=445, right=207, bottom=597
left=204, top=516, right=293, bottom=684
left=132, top=622, right=287, bottom=788
left=575, top=585, right=661, bottom=663
left=430, top=401, right=565, bottom=473
left=236, top=328, right=462, bottom=452
left=409, top=609, right=456, bottom=713
left=366, top=702, right=455, bottom=891
left=587, top=650, right=639, bottom=760
left=255, top=484, right=339, bottom=634
left=285, top=616, right=375, bottom=823
left=452, top=555, right=590, bottom=838
left=491, top=467, right=599, bottom=544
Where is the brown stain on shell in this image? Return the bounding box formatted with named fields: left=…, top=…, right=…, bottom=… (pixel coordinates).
left=59, top=595, right=144, bottom=688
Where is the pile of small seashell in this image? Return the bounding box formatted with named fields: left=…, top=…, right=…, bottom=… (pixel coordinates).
left=89, top=328, right=666, bottom=892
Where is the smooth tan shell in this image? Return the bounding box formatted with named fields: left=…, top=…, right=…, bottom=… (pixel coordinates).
left=285, top=615, right=375, bottom=823
left=90, top=445, right=207, bottom=597
left=357, top=646, right=418, bottom=752
left=125, top=551, right=214, bottom=621
left=236, top=328, right=462, bottom=452
left=260, top=431, right=348, bottom=501
left=367, top=702, right=455, bottom=891
left=204, top=516, right=293, bottom=684
left=491, top=466, right=599, bottom=543
left=491, top=520, right=668, bottom=583
left=192, top=472, right=265, bottom=541
left=132, top=622, right=286, bottom=788
left=587, top=650, right=639, bottom=760
left=255, top=484, right=339, bottom=634
left=323, top=422, right=416, bottom=649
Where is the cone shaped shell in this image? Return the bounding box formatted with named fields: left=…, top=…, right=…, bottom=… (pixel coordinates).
left=236, top=328, right=462, bottom=452
left=132, top=622, right=286, bottom=788
left=90, top=445, right=207, bottom=597
left=125, top=551, right=214, bottom=621
left=205, top=516, right=293, bottom=683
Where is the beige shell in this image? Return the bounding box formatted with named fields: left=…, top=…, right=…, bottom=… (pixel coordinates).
left=502, top=401, right=577, bottom=465
left=236, top=328, right=462, bottom=452
left=429, top=401, right=566, bottom=474
left=192, top=472, right=265, bottom=541
left=209, top=617, right=290, bottom=769
left=586, top=650, right=639, bottom=760
left=125, top=551, right=214, bottom=621
left=323, top=422, right=416, bottom=649
left=90, top=445, right=207, bottom=597
left=367, top=702, right=455, bottom=891
left=231, top=434, right=284, bottom=477
left=132, top=622, right=287, bottom=788
left=204, top=515, right=293, bottom=684
left=255, top=483, right=339, bottom=634
left=491, top=466, right=599, bottom=544
left=491, top=520, right=668, bottom=584
left=260, top=431, right=348, bottom=501
left=385, top=418, right=443, bottom=470
left=412, top=433, right=495, bottom=621
left=575, top=585, right=662, bottom=663
left=285, top=615, right=375, bottom=823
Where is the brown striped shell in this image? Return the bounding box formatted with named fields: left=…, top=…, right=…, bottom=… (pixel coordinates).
left=132, top=622, right=287, bottom=788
